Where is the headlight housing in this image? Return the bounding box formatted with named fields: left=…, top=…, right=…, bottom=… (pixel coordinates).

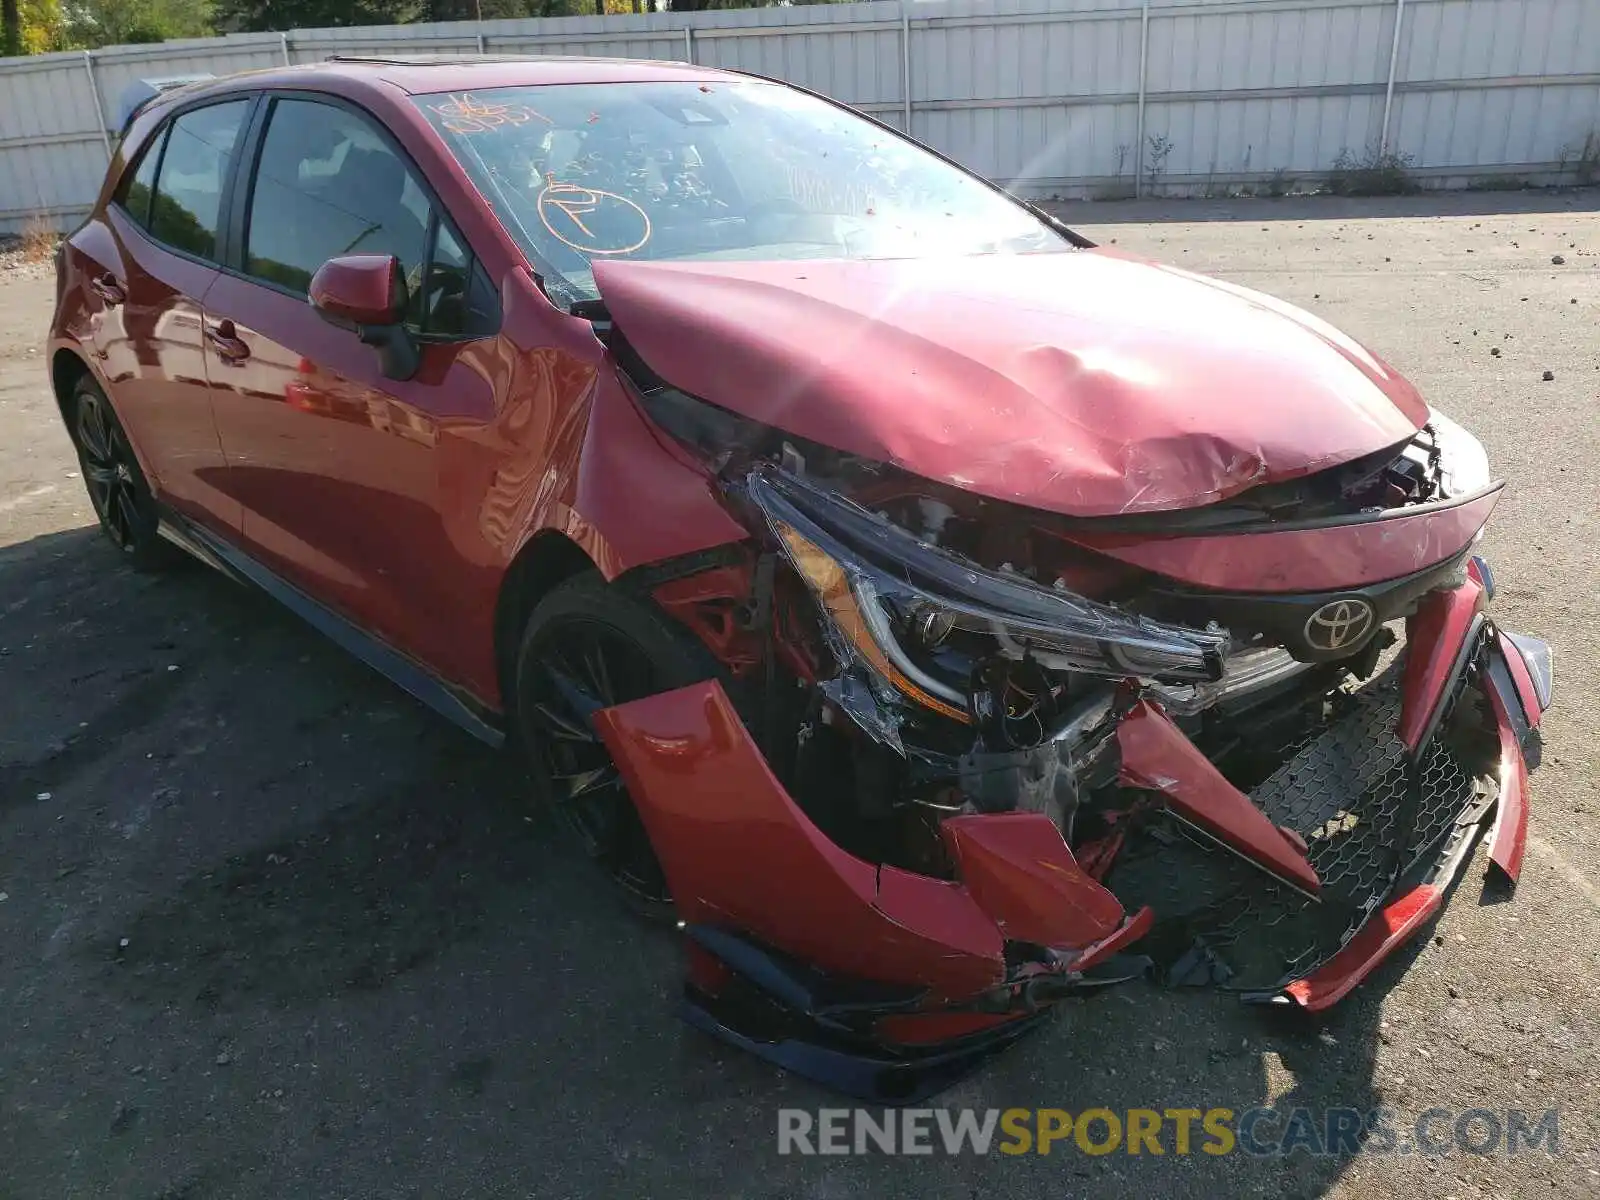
left=1426, top=407, right=1492, bottom=499
left=746, top=469, right=1228, bottom=723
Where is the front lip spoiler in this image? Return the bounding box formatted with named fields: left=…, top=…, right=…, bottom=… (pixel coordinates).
left=678, top=920, right=1053, bottom=1105
left=682, top=983, right=1052, bottom=1106
left=677, top=921, right=1152, bottom=1105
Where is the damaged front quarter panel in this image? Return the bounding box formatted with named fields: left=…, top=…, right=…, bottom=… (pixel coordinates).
left=592, top=679, right=1151, bottom=1101
left=587, top=397, right=1545, bottom=1099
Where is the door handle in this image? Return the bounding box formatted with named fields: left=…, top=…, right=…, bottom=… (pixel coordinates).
left=90, top=274, right=125, bottom=306
left=205, top=320, right=250, bottom=365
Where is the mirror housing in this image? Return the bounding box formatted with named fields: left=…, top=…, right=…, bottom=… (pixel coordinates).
left=308, top=254, right=419, bottom=381
left=310, top=254, right=404, bottom=327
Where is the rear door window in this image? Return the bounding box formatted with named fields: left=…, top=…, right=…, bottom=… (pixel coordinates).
left=149, top=100, right=250, bottom=261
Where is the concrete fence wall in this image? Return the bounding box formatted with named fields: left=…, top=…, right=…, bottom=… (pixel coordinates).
left=2, top=0, right=1598, bottom=234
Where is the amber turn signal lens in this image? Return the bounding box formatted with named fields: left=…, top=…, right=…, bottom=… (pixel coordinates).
left=775, top=522, right=971, bottom=724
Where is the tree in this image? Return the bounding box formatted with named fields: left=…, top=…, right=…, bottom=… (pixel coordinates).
left=21, top=0, right=65, bottom=51
left=213, top=0, right=414, bottom=32
left=215, top=0, right=597, bottom=33
left=3, top=0, right=20, bottom=57
left=665, top=0, right=845, bottom=9
left=65, top=0, right=215, bottom=47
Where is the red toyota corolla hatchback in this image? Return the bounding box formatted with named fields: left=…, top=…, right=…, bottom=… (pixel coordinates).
left=50, top=56, right=1550, bottom=1100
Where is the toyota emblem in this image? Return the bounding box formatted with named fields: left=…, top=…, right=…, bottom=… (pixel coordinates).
left=1303, top=599, right=1376, bottom=653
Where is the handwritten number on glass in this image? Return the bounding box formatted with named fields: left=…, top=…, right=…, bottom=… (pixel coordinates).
left=430, top=93, right=552, bottom=135
left=537, top=183, right=652, bottom=256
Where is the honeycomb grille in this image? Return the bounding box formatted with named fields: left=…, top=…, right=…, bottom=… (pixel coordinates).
left=1107, top=682, right=1484, bottom=992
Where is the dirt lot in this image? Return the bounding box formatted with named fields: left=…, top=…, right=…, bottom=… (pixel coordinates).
left=2, top=193, right=1598, bottom=1199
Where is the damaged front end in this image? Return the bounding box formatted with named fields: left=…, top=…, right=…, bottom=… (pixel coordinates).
left=587, top=362, right=1550, bottom=1103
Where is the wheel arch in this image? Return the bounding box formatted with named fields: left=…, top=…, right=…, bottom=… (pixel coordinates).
left=50, top=347, right=93, bottom=426
left=493, top=529, right=601, bottom=712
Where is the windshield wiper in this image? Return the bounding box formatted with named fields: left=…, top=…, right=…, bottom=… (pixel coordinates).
left=1021, top=200, right=1095, bottom=249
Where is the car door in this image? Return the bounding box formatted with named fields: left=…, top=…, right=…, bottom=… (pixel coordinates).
left=83, top=99, right=252, bottom=533
left=202, top=93, right=500, bottom=673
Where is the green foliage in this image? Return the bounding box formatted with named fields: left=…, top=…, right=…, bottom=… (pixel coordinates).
left=1325, top=146, right=1418, bottom=196
left=1, top=0, right=838, bottom=54
left=1143, top=133, right=1174, bottom=195
left=65, top=0, right=215, bottom=48
left=213, top=0, right=410, bottom=31
left=3, top=0, right=22, bottom=56
left=214, top=0, right=602, bottom=32
left=666, top=0, right=845, bottom=8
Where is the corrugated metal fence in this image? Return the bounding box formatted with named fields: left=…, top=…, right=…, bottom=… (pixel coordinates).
left=3, top=0, right=1599, bottom=233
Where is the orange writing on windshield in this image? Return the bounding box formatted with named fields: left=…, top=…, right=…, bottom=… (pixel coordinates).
left=431, top=93, right=552, bottom=135
left=537, top=183, right=652, bottom=256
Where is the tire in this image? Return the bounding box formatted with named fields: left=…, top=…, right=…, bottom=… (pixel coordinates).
left=68, top=375, right=175, bottom=571
left=511, top=572, right=718, bottom=915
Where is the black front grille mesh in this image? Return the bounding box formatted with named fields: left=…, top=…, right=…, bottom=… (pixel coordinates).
left=1106, top=682, right=1484, bottom=992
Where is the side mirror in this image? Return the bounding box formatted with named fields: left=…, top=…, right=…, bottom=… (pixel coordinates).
left=308, top=254, right=419, bottom=381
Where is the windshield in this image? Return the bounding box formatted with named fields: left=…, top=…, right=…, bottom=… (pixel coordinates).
left=414, top=80, right=1069, bottom=305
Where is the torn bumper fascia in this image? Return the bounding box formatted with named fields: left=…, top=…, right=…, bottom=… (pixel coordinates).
left=593, top=680, right=1151, bottom=1100
left=1482, top=624, right=1548, bottom=883
left=1115, top=698, right=1323, bottom=894
left=592, top=586, right=1548, bottom=1086
left=1255, top=600, right=1549, bottom=1012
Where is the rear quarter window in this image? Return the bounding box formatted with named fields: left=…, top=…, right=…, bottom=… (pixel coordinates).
left=114, top=127, right=166, bottom=229
left=148, top=100, right=250, bottom=261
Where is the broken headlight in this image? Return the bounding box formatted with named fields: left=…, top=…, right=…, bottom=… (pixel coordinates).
left=1427, top=407, right=1492, bottom=499
left=745, top=469, right=1227, bottom=723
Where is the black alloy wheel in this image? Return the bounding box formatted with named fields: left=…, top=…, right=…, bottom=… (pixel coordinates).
left=514, top=575, right=716, bottom=913
left=71, top=377, right=170, bottom=569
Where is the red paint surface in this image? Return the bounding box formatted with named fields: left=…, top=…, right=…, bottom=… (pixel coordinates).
left=50, top=63, right=749, bottom=710
left=594, top=680, right=1006, bottom=1002
left=1284, top=633, right=1532, bottom=1002
left=1074, top=903, right=1156, bottom=971
left=1397, top=576, right=1485, bottom=750
left=1498, top=628, right=1545, bottom=731
left=1484, top=670, right=1530, bottom=885
left=54, top=204, right=241, bottom=534
left=1063, top=487, right=1501, bottom=593
left=1116, top=699, right=1321, bottom=893
left=1284, top=885, right=1442, bottom=1011
left=595, top=681, right=1144, bottom=1002
left=940, top=813, right=1125, bottom=947
left=593, top=253, right=1427, bottom=519
left=308, top=255, right=405, bottom=326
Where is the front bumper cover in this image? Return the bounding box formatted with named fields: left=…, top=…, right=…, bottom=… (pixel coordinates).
left=591, top=578, right=1548, bottom=1099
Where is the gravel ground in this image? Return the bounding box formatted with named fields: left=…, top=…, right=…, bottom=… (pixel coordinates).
left=0, top=235, right=55, bottom=283
left=1, top=192, right=1597, bottom=1199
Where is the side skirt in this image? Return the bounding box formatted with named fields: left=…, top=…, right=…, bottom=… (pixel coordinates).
left=158, top=512, right=506, bottom=748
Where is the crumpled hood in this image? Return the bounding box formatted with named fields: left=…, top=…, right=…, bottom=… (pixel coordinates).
left=592, top=249, right=1429, bottom=517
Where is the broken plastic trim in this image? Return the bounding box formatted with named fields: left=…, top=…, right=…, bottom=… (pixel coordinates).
left=745, top=469, right=1229, bottom=694
left=1145, top=646, right=1315, bottom=715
